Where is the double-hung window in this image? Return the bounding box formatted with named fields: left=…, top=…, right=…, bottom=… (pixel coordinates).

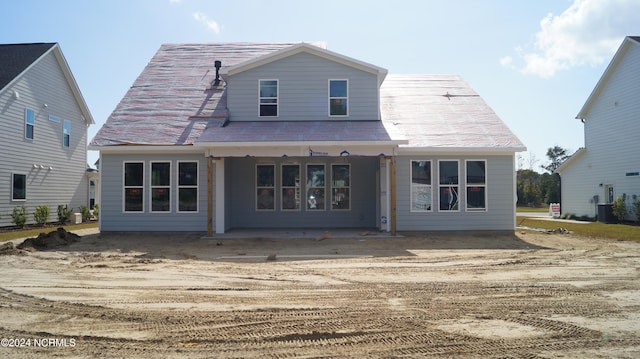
left=151, top=162, right=171, bottom=212
left=63, top=120, right=71, bottom=147
left=25, top=108, right=35, bottom=139
left=438, top=160, right=459, bottom=211
left=306, top=164, right=325, bottom=210
left=329, top=79, right=348, bottom=116
left=411, top=160, right=432, bottom=211
left=124, top=162, right=144, bottom=212
left=12, top=173, right=27, bottom=201
left=178, top=161, right=198, bottom=212
left=256, top=164, right=275, bottom=210
left=281, top=164, right=300, bottom=210
left=331, top=164, right=350, bottom=210
left=466, top=160, right=487, bottom=211
left=259, top=79, right=278, bottom=117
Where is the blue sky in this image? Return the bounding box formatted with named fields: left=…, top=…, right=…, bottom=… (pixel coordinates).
left=2, top=0, right=639, bottom=172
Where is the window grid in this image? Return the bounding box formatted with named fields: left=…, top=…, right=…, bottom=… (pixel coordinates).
left=123, top=162, right=144, bottom=213
left=410, top=160, right=432, bottom=212
left=329, top=79, right=348, bottom=117
left=331, top=164, right=350, bottom=210
left=25, top=108, right=35, bottom=139
left=438, top=160, right=460, bottom=212
left=151, top=162, right=171, bottom=213
left=177, top=161, right=199, bottom=212
left=281, top=164, right=300, bottom=211
left=465, top=160, right=487, bottom=212
left=306, top=164, right=325, bottom=210
left=63, top=120, right=71, bottom=147
left=256, top=164, right=275, bottom=211
left=259, top=79, right=278, bottom=117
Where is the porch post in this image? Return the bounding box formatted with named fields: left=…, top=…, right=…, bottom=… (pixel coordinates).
left=390, top=156, right=397, bottom=235
left=215, top=158, right=225, bottom=234
left=207, top=156, right=213, bottom=236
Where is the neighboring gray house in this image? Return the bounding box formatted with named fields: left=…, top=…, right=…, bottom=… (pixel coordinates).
left=90, top=42, right=525, bottom=234
left=557, top=36, right=640, bottom=220
left=0, top=43, right=94, bottom=227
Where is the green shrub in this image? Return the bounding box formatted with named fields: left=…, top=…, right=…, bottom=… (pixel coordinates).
left=79, top=205, right=91, bottom=223
left=612, top=195, right=627, bottom=223
left=633, top=198, right=640, bottom=223
left=11, top=205, right=28, bottom=229
left=57, top=204, right=73, bottom=224
left=92, top=204, right=99, bottom=219
left=33, top=205, right=50, bottom=226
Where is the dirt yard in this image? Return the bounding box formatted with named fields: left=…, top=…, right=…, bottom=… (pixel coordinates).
left=1, top=229, right=639, bottom=358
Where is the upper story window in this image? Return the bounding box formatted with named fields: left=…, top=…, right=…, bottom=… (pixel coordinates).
left=329, top=79, right=348, bottom=116
left=63, top=120, right=71, bottom=147
left=25, top=108, right=35, bottom=139
left=259, top=79, right=278, bottom=117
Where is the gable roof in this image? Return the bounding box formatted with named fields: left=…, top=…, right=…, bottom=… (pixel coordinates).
left=91, top=43, right=300, bottom=146
left=90, top=42, right=524, bottom=153
left=576, top=36, right=640, bottom=120
left=223, top=42, right=388, bottom=86
left=0, top=42, right=94, bottom=125
left=380, top=74, right=525, bottom=152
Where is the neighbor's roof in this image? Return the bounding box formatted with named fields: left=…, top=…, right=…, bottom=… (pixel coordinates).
left=0, top=43, right=55, bottom=90
left=576, top=36, right=640, bottom=120
left=91, top=43, right=524, bottom=152
left=380, top=74, right=525, bottom=151
left=0, top=42, right=94, bottom=125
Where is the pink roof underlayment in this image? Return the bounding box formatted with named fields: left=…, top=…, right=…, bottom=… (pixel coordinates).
left=90, top=43, right=525, bottom=153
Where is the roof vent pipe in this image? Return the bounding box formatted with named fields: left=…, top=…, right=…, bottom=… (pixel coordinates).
left=214, top=60, right=222, bottom=82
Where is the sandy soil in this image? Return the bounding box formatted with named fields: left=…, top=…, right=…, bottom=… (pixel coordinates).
left=1, top=229, right=639, bottom=358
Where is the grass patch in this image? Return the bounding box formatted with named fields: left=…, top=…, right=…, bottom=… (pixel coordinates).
left=517, top=206, right=549, bottom=213
left=0, top=222, right=98, bottom=242
left=517, top=216, right=640, bottom=242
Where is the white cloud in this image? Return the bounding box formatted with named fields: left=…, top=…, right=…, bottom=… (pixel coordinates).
left=506, top=0, right=640, bottom=78
left=169, top=0, right=182, bottom=3
left=193, top=12, right=221, bottom=34
left=499, top=56, right=513, bottom=67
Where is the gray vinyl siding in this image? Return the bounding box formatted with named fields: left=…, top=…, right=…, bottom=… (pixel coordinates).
left=559, top=43, right=640, bottom=220
left=99, top=153, right=208, bottom=232
left=227, top=52, right=379, bottom=121
left=227, top=157, right=378, bottom=229
left=0, top=51, right=88, bottom=226
left=396, top=155, right=516, bottom=231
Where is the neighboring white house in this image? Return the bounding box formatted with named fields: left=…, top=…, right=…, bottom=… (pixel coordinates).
left=89, top=42, right=525, bottom=234
left=557, top=36, right=640, bottom=220
left=0, top=43, right=94, bottom=226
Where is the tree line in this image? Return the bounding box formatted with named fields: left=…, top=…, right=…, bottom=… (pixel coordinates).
left=517, top=146, right=569, bottom=208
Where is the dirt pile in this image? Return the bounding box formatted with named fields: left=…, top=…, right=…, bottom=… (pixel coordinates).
left=15, top=227, right=80, bottom=250
left=0, top=242, right=24, bottom=255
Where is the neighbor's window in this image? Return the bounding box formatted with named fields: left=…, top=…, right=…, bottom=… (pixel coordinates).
left=256, top=164, right=275, bottom=210
left=124, top=162, right=144, bottom=212
left=329, top=79, right=348, bottom=116
left=307, top=164, right=325, bottom=210
left=331, top=164, right=350, bottom=210
left=438, top=160, right=459, bottom=211
left=151, top=162, right=171, bottom=212
left=178, top=161, right=198, bottom=212
left=411, top=160, right=432, bottom=211
left=12, top=173, right=26, bottom=201
left=466, top=160, right=487, bottom=211
left=63, top=120, right=71, bottom=147
left=25, top=108, right=35, bottom=139
left=281, top=164, right=300, bottom=211
left=259, top=79, right=278, bottom=117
